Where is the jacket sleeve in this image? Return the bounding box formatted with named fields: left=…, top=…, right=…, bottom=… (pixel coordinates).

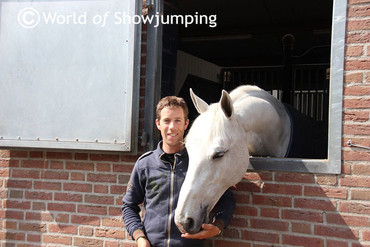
left=122, top=161, right=146, bottom=238
left=211, top=189, right=235, bottom=230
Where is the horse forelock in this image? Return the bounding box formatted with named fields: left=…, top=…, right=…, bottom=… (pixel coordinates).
left=185, top=104, right=238, bottom=154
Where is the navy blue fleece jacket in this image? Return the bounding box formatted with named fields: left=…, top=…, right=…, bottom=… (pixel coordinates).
left=122, top=142, right=235, bottom=247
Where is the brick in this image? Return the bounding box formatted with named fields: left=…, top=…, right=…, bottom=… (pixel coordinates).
left=282, top=209, right=323, bottom=223
left=54, top=192, right=83, bottom=202
left=260, top=208, right=279, bottom=218
left=346, top=45, right=364, bottom=56
left=25, top=212, right=53, bottom=221
left=109, top=206, right=122, bottom=216
left=110, top=185, right=125, bottom=194
left=94, top=184, right=109, bottom=194
left=5, top=232, right=25, bottom=241
left=353, top=163, right=370, bottom=175
left=66, top=162, right=94, bottom=171
left=90, top=154, right=119, bottom=162
left=315, top=175, right=337, bottom=186
left=340, top=175, right=370, bottom=187
left=351, top=189, right=370, bottom=200
left=233, top=206, right=258, bottom=216
left=32, top=202, right=46, bottom=211
left=48, top=203, right=76, bottom=212
left=242, top=171, right=273, bottom=181
left=113, top=164, right=133, bottom=173
left=71, top=172, right=85, bottom=181
left=241, top=230, right=279, bottom=243
left=347, top=19, right=370, bottom=31
left=79, top=226, right=94, bottom=236
left=11, top=169, right=39, bottom=179
left=25, top=191, right=52, bottom=200
left=85, top=195, right=114, bottom=205
left=294, top=198, right=336, bottom=211
left=104, top=241, right=121, bottom=247
left=262, top=183, right=302, bottom=195
left=222, top=228, right=241, bottom=239
left=78, top=205, right=107, bottom=215
left=95, top=228, right=125, bottom=239
left=291, top=222, right=311, bottom=234
left=234, top=180, right=262, bottom=192
left=343, top=110, right=369, bottom=122
left=49, top=224, right=78, bottom=234
left=275, top=172, right=315, bottom=183
left=327, top=213, right=370, bottom=227
left=34, top=181, right=61, bottom=190
left=252, top=195, right=292, bottom=207
left=6, top=179, right=32, bottom=189
left=55, top=213, right=69, bottom=223
left=71, top=215, right=100, bottom=226
left=344, top=86, right=370, bottom=96
left=304, top=186, right=347, bottom=199
left=97, top=163, right=111, bottom=172
left=0, top=159, right=17, bottom=168
left=348, top=4, right=370, bottom=17
left=41, top=170, right=69, bottom=180
left=314, top=225, right=359, bottom=240
left=363, top=230, right=370, bottom=241
left=87, top=173, right=116, bottom=183
left=4, top=200, right=31, bottom=210
left=5, top=210, right=24, bottom=220
left=46, top=152, right=73, bottom=160
left=43, top=234, right=72, bottom=245
left=327, top=239, right=350, bottom=247
left=250, top=219, right=289, bottom=231
left=344, top=72, right=363, bottom=83
left=50, top=160, right=63, bottom=169
left=121, top=154, right=140, bottom=162
left=27, top=233, right=41, bottom=242
left=29, top=151, right=44, bottom=158
left=73, top=237, right=103, bottom=247
left=282, top=235, right=324, bottom=247
left=21, top=160, right=47, bottom=169
left=63, top=183, right=92, bottom=192
left=102, top=217, right=125, bottom=228
left=75, top=153, right=89, bottom=160
left=343, top=150, right=370, bottom=161
left=19, top=222, right=46, bottom=232
left=343, top=99, right=370, bottom=109
left=339, top=201, right=370, bottom=214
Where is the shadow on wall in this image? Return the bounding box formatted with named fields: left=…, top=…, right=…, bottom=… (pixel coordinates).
left=205, top=170, right=362, bottom=247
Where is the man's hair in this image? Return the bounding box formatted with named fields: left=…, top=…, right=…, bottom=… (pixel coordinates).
left=156, top=96, right=189, bottom=121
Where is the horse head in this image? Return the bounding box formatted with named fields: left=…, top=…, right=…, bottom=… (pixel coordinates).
left=174, top=89, right=249, bottom=234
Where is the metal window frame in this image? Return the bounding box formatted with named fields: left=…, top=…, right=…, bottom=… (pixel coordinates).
left=249, top=0, right=346, bottom=174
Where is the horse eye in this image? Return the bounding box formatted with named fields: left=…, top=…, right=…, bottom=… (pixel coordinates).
left=212, top=151, right=225, bottom=160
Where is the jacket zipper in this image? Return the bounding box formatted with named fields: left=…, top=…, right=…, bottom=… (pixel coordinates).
left=166, top=155, right=177, bottom=247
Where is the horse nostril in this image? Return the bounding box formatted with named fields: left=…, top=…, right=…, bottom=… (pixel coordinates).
left=184, top=217, right=194, bottom=231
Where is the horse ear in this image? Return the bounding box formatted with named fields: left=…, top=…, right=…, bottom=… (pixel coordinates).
left=190, top=88, right=209, bottom=114
left=220, top=90, right=233, bottom=118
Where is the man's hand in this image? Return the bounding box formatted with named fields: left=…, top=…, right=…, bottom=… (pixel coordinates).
left=136, top=237, right=150, bottom=247
left=181, top=223, right=221, bottom=239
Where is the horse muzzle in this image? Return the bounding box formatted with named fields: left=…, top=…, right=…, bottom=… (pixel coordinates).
left=175, top=207, right=208, bottom=234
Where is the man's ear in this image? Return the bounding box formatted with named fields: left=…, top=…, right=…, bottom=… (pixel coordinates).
left=185, top=119, right=189, bottom=130
left=155, top=119, right=161, bottom=130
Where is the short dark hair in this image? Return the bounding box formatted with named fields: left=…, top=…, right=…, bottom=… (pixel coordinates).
left=156, top=96, right=189, bottom=121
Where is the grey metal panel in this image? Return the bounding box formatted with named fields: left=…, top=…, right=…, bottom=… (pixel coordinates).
left=249, top=0, right=347, bottom=174
left=0, top=0, right=140, bottom=151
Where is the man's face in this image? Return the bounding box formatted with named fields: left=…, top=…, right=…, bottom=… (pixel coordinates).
left=156, top=106, right=189, bottom=154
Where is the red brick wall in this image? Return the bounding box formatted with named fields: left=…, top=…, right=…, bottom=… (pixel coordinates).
left=1, top=0, right=369, bottom=247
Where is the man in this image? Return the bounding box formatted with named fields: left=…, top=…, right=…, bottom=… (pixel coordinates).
left=122, top=96, right=235, bottom=247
